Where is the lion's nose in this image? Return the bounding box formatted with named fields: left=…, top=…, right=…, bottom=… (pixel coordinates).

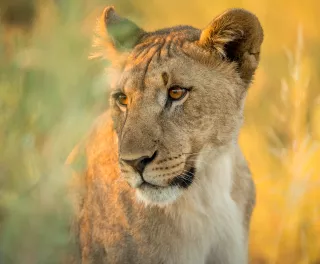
left=121, top=151, right=157, bottom=175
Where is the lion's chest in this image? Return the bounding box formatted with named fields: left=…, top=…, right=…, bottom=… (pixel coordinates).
left=80, top=152, right=243, bottom=264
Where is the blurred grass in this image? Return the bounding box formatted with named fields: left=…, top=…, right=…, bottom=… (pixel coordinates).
left=0, top=0, right=319, bottom=263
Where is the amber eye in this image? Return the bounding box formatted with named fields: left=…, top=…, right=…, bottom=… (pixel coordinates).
left=115, top=93, right=128, bottom=106
left=168, top=86, right=187, bottom=101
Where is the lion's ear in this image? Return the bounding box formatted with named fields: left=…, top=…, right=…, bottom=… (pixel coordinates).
left=90, top=6, right=145, bottom=59
left=198, top=9, right=263, bottom=83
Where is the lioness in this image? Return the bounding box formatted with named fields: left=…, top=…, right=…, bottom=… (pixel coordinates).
left=69, top=6, right=263, bottom=264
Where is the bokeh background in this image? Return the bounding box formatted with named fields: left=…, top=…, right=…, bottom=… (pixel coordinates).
left=0, top=0, right=319, bottom=263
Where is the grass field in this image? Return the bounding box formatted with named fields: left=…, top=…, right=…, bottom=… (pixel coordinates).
left=0, top=0, right=319, bottom=263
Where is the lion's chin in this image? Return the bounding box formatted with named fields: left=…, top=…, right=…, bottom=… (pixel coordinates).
left=135, top=185, right=183, bottom=207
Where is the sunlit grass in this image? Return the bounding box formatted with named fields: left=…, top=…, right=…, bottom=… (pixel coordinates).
left=0, top=1, right=107, bottom=262
left=242, top=26, right=320, bottom=263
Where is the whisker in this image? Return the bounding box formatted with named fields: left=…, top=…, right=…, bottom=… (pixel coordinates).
left=181, top=149, right=215, bottom=156
left=185, top=158, right=213, bottom=168
left=180, top=171, right=202, bottom=190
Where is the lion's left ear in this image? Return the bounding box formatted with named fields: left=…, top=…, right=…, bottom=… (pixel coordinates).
left=198, top=9, right=264, bottom=83
left=90, top=6, right=145, bottom=60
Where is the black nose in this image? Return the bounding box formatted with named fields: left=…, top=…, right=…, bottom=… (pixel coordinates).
left=122, top=151, right=157, bottom=175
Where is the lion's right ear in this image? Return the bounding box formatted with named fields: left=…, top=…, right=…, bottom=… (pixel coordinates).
left=90, top=6, right=145, bottom=60
left=198, top=9, right=263, bottom=84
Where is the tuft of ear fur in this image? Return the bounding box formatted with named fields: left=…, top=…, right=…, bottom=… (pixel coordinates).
left=198, top=8, right=264, bottom=83
left=89, top=6, right=145, bottom=60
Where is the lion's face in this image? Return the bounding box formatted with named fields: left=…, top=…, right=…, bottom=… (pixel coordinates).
left=97, top=7, right=263, bottom=205
left=111, top=46, right=244, bottom=205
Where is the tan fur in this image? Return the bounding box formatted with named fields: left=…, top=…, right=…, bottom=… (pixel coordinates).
left=69, top=7, right=263, bottom=264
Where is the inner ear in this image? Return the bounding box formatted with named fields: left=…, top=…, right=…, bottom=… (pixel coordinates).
left=198, top=8, right=264, bottom=83
left=224, top=37, right=243, bottom=62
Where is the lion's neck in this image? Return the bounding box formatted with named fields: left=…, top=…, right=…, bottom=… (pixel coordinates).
left=158, top=144, right=242, bottom=259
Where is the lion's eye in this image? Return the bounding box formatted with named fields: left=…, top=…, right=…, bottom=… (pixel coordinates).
left=168, top=86, right=187, bottom=101
left=115, top=93, right=128, bottom=106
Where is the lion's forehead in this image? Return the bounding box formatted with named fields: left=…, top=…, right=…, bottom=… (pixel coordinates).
left=124, top=27, right=201, bottom=70
left=120, top=50, right=199, bottom=94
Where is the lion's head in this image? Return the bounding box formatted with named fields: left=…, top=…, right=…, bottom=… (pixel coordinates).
left=94, top=6, right=263, bottom=205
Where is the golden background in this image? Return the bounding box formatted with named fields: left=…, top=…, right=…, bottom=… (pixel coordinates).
left=0, top=0, right=319, bottom=263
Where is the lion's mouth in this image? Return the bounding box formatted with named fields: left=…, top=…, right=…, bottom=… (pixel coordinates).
left=139, top=167, right=196, bottom=190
